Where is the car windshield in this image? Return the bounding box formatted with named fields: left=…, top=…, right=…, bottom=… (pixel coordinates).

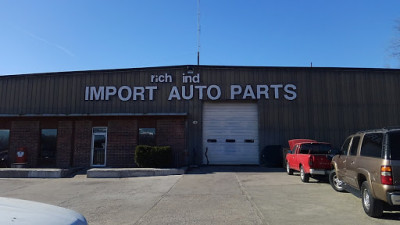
left=388, top=131, right=400, bottom=160
left=300, top=143, right=331, bottom=154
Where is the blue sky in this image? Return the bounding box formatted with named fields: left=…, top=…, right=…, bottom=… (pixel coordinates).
left=0, top=0, right=400, bottom=75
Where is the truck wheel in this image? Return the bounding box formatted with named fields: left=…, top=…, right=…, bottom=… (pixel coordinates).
left=286, top=161, right=293, bottom=175
left=361, top=181, right=383, bottom=218
left=300, top=165, right=309, bottom=183
left=329, top=170, right=346, bottom=192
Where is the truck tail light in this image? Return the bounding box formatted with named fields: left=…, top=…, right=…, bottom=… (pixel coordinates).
left=381, top=166, right=393, bottom=185
left=309, top=157, right=313, bottom=167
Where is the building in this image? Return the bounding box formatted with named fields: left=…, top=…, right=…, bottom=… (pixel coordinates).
left=0, top=65, right=399, bottom=168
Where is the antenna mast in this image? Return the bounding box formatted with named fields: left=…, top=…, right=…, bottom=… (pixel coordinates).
left=197, top=0, right=200, bottom=65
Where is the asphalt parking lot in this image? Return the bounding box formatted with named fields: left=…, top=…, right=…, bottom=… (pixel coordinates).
left=1, top=166, right=400, bottom=225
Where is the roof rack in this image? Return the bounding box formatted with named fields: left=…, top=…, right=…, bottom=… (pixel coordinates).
left=355, top=126, right=400, bottom=134
left=355, top=129, right=383, bottom=134
left=382, top=126, right=400, bottom=130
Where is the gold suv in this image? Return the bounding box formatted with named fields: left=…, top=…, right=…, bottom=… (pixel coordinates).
left=330, top=128, right=400, bottom=217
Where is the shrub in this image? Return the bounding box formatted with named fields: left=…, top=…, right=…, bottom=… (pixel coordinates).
left=134, top=145, right=153, bottom=168
left=135, top=145, right=172, bottom=168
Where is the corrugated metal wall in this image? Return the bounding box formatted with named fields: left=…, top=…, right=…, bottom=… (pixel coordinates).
left=1, top=66, right=400, bottom=165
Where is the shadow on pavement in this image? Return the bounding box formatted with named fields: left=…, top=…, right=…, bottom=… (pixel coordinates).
left=187, top=165, right=285, bottom=174
left=381, top=213, right=400, bottom=220
left=66, top=167, right=88, bottom=178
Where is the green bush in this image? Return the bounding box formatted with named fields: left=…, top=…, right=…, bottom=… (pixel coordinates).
left=135, top=145, right=172, bottom=168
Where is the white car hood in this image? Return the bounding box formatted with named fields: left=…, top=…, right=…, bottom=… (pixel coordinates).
left=0, top=197, right=87, bottom=225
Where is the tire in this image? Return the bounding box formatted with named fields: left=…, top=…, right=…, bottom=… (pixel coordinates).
left=300, top=165, right=309, bottom=183
left=361, top=181, right=383, bottom=218
left=329, top=170, right=346, bottom=192
left=286, top=161, right=293, bottom=175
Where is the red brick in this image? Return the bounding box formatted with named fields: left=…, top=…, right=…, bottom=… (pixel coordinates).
left=56, top=121, right=73, bottom=168
left=10, top=121, right=40, bottom=167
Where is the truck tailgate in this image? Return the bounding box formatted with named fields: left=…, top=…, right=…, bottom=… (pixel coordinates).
left=310, top=155, right=331, bottom=169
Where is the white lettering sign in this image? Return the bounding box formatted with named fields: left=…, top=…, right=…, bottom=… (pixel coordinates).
left=84, top=73, right=297, bottom=102
left=86, top=86, right=158, bottom=101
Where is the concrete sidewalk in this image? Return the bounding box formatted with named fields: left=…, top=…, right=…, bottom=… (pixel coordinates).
left=0, top=168, right=71, bottom=178
left=0, top=167, right=186, bottom=178
left=87, top=168, right=186, bottom=178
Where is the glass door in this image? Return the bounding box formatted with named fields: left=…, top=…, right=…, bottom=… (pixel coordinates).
left=91, top=127, right=107, bottom=167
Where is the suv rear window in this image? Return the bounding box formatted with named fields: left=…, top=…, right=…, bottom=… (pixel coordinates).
left=300, top=143, right=331, bottom=154
left=360, top=133, right=383, bottom=158
left=388, top=131, right=400, bottom=160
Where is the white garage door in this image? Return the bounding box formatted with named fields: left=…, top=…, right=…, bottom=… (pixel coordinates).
left=202, top=103, right=259, bottom=165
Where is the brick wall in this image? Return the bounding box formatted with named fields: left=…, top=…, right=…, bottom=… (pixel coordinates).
left=73, top=121, right=92, bottom=167
left=10, top=121, right=40, bottom=167
left=6, top=117, right=187, bottom=169
left=107, top=120, right=137, bottom=167
left=56, top=121, right=73, bottom=168
left=157, top=118, right=186, bottom=167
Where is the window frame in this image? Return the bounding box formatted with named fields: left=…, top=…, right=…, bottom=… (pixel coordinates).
left=341, top=137, right=352, bottom=155
left=91, top=127, right=108, bottom=167
left=349, top=136, right=361, bottom=156
left=360, top=133, right=383, bottom=158
left=0, top=129, right=10, bottom=152
left=138, top=127, right=156, bottom=146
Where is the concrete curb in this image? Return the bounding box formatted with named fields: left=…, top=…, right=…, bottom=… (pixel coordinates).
left=87, top=168, right=187, bottom=178
left=0, top=168, right=71, bottom=178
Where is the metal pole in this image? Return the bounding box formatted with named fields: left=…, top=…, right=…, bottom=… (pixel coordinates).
left=197, top=0, right=200, bottom=65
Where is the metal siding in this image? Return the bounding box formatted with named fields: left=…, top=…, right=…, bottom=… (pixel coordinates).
left=0, top=79, right=6, bottom=112
left=5, top=78, right=12, bottom=113
left=2, top=78, right=10, bottom=112
left=11, top=78, right=19, bottom=113
left=0, top=66, right=400, bottom=160
left=17, top=77, right=25, bottom=114
left=50, top=76, right=57, bottom=114
left=41, top=77, right=48, bottom=113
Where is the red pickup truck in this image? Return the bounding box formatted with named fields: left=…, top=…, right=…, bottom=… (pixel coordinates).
left=285, top=139, right=334, bottom=182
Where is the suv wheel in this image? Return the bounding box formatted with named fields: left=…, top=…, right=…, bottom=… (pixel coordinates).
left=361, top=181, right=383, bottom=218
left=286, top=161, right=293, bottom=175
left=329, top=170, right=346, bottom=192
left=300, top=165, right=309, bottom=183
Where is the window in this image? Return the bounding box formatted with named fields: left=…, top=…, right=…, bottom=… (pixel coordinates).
left=301, top=143, right=332, bottom=154
left=388, top=131, right=400, bottom=160
left=299, top=145, right=310, bottom=154
left=349, top=136, right=360, bottom=156
left=360, top=133, right=383, bottom=158
left=341, top=137, right=351, bottom=155
left=0, top=130, right=10, bottom=152
left=40, top=129, right=57, bottom=160
left=138, top=128, right=156, bottom=146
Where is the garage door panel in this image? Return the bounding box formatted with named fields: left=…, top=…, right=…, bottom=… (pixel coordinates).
left=205, top=138, right=258, bottom=143
left=203, top=103, right=259, bottom=165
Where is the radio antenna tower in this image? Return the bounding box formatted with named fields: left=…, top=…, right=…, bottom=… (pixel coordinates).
left=197, top=0, right=201, bottom=65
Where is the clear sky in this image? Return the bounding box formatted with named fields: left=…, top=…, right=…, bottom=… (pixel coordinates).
left=1, top=0, right=400, bottom=75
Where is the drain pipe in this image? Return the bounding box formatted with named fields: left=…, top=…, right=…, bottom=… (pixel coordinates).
left=205, top=147, right=209, bottom=165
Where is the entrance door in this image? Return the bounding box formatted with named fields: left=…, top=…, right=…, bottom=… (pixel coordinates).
left=91, top=127, right=107, bottom=167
